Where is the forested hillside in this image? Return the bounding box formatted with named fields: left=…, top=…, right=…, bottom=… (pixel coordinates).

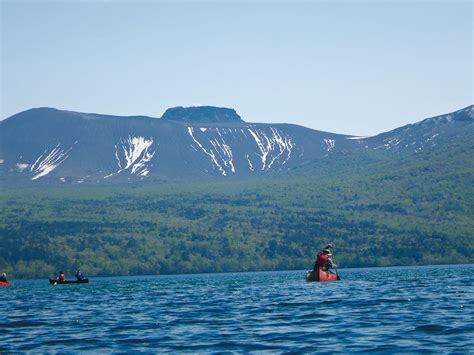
left=1, top=135, right=472, bottom=278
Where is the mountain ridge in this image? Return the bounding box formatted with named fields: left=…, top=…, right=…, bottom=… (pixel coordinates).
left=0, top=104, right=472, bottom=185
left=3, top=104, right=473, bottom=133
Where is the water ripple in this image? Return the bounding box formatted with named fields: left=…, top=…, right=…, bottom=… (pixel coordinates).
left=0, top=321, right=48, bottom=328
left=1, top=265, right=473, bottom=352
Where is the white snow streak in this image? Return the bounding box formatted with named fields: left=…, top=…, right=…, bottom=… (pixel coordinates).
left=246, top=154, right=254, bottom=171
left=188, top=126, right=227, bottom=176
left=346, top=136, right=369, bottom=140
left=215, top=128, right=235, bottom=173
left=323, top=139, right=335, bottom=151
left=387, top=138, right=401, bottom=146
left=187, top=125, right=295, bottom=175
left=247, top=128, right=293, bottom=170
left=269, top=127, right=293, bottom=167
left=31, top=143, right=72, bottom=180
left=426, top=133, right=439, bottom=142
left=110, top=136, right=155, bottom=177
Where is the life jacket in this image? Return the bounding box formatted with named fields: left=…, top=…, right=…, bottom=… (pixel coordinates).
left=316, top=252, right=328, bottom=267
left=59, top=273, right=65, bottom=281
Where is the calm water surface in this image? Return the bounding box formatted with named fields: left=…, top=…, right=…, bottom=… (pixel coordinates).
left=2, top=265, right=473, bottom=353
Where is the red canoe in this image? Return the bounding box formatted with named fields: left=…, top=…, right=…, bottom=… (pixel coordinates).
left=0, top=281, right=11, bottom=287
left=306, top=268, right=339, bottom=282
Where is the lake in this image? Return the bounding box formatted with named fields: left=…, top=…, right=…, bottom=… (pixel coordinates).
left=1, top=265, right=473, bottom=352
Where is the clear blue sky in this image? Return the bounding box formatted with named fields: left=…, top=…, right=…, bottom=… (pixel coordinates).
left=1, top=0, right=472, bottom=135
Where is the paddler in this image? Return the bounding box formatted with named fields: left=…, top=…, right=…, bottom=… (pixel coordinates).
left=75, top=270, right=84, bottom=281
left=313, top=247, right=336, bottom=272
left=0, top=273, right=7, bottom=282
left=57, top=271, right=65, bottom=281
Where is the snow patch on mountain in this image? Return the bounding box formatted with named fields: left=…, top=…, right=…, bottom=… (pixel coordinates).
left=187, top=126, right=229, bottom=176
left=323, top=139, right=336, bottom=151
left=106, top=136, right=155, bottom=178
left=187, top=126, right=294, bottom=175
left=31, top=143, right=72, bottom=180
left=386, top=138, right=401, bottom=147
left=215, top=128, right=235, bottom=173
left=246, top=154, right=254, bottom=171
left=426, top=133, right=439, bottom=143
left=16, top=163, right=29, bottom=171
left=247, top=127, right=293, bottom=170
left=346, top=136, right=370, bottom=140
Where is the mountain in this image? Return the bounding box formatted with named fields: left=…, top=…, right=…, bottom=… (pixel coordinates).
left=3, top=105, right=470, bottom=185
left=0, top=105, right=473, bottom=277
left=0, top=106, right=355, bottom=183
left=357, top=105, right=473, bottom=153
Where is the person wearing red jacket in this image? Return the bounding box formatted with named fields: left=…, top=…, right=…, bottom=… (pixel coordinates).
left=314, top=248, right=335, bottom=271
left=57, top=271, right=65, bottom=281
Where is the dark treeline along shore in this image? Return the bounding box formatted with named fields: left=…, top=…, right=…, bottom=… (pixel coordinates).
left=1, top=141, right=473, bottom=278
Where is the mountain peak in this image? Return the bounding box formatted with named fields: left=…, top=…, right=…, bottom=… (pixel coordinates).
left=416, top=105, right=474, bottom=127
left=161, top=106, right=244, bottom=123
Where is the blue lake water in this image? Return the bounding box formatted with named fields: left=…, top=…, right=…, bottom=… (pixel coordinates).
left=1, top=265, right=473, bottom=353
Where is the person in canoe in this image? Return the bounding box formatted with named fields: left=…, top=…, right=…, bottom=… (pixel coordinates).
left=313, top=247, right=337, bottom=273
left=56, top=271, right=66, bottom=282
left=75, top=270, right=85, bottom=281
left=0, top=273, right=7, bottom=282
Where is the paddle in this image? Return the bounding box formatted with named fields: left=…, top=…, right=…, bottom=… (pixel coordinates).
left=331, top=253, right=341, bottom=281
